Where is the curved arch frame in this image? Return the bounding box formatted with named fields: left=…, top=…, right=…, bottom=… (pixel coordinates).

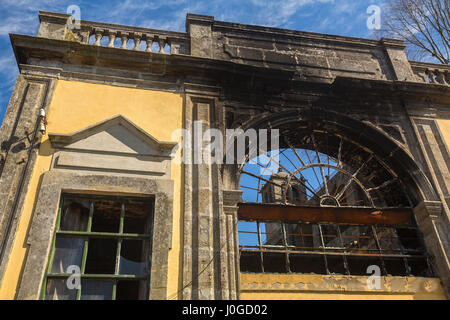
left=225, top=108, right=439, bottom=207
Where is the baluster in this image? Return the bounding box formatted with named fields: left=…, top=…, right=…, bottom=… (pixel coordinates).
left=435, top=70, right=446, bottom=84
left=133, top=33, right=142, bottom=51
left=444, top=71, right=450, bottom=86
left=425, top=69, right=436, bottom=83
left=145, top=35, right=154, bottom=52
left=119, top=32, right=128, bottom=49
left=107, top=30, right=116, bottom=48
left=93, top=29, right=103, bottom=46
left=413, top=68, right=427, bottom=83
left=158, top=37, right=166, bottom=53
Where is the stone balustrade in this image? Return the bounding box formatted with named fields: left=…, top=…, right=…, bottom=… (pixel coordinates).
left=37, top=11, right=189, bottom=55
left=411, top=61, right=450, bottom=86
left=80, top=25, right=189, bottom=54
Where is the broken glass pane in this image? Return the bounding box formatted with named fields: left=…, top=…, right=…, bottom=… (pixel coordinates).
left=84, top=238, right=117, bottom=274
left=45, top=278, right=77, bottom=300
left=285, top=223, right=321, bottom=250
left=320, top=224, right=341, bottom=248
left=119, top=240, right=148, bottom=275
left=60, top=198, right=90, bottom=231
left=91, top=199, right=121, bottom=233
left=51, top=237, right=84, bottom=274
left=375, top=226, right=402, bottom=253
left=340, top=225, right=376, bottom=252
left=124, top=200, right=153, bottom=234
left=260, top=222, right=283, bottom=247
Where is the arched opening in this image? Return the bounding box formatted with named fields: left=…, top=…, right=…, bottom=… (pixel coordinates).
left=235, top=113, right=436, bottom=278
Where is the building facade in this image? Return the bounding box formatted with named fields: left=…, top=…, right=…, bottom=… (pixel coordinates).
left=0, top=11, right=449, bottom=300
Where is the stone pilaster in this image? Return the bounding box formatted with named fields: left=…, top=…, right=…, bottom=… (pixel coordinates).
left=182, top=92, right=237, bottom=300
left=0, top=73, right=56, bottom=286
left=380, top=38, right=416, bottom=81
left=413, top=201, right=450, bottom=298
left=222, top=190, right=243, bottom=300
left=186, top=14, right=214, bottom=59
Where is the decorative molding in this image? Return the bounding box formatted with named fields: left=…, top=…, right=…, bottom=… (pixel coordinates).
left=16, top=171, right=174, bottom=300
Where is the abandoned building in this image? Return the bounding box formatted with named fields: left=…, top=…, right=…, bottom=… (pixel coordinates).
left=0, top=11, right=449, bottom=300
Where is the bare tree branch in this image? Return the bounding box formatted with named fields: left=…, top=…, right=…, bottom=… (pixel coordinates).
left=382, top=0, right=449, bottom=64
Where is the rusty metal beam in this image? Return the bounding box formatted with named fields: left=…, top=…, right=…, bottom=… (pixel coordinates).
left=238, top=203, right=413, bottom=225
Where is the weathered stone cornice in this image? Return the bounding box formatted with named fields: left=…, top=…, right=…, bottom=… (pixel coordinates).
left=10, top=32, right=450, bottom=108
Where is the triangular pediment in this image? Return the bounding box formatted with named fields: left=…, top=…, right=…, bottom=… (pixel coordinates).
left=48, top=115, right=177, bottom=156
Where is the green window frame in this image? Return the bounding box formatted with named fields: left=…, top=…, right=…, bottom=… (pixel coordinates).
left=40, top=193, right=154, bottom=300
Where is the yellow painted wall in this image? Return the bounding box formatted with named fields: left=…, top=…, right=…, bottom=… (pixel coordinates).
left=0, top=80, right=184, bottom=299
left=437, top=119, right=450, bottom=150
left=240, top=273, right=446, bottom=300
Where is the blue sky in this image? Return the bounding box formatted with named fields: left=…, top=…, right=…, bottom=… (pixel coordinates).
left=0, top=0, right=385, bottom=124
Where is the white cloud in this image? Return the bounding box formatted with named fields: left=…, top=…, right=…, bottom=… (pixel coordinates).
left=248, top=0, right=335, bottom=27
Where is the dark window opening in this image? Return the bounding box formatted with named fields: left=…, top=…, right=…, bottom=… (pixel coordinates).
left=263, top=252, right=288, bottom=273
left=91, top=200, right=121, bottom=233
left=116, top=280, right=146, bottom=300
left=289, top=254, right=326, bottom=274
left=84, top=238, right=117, bottom=274
left=238, top=219, right=434, bottom=277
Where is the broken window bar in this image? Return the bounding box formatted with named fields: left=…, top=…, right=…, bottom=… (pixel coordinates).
left=371, top=225, right=388, bottom=276
left=317, top=224, right=330, bottom=275
left=336, top=224, right=350, bottom=275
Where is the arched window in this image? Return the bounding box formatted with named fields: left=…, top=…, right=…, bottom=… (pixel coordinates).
left=237, top=125, right=433, bottom=277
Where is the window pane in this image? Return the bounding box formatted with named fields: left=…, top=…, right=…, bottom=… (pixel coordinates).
left=397, top=228, right=423, bottom=251
left=285, top=223, right=321, bottom=250
left=408, top=257, right=432, bottom=277
left=346, top=256, right=382, bottom=276
left=260, top=222, right=283, bottom=247
left=45, top=278, right=77, bottom=300
left=383, top=258, right=407, bottom=276
left=119, top=240, right=148, bottom=275
left=51, top=237, right=84, bottom=274
left=289, top=254, right=326, bottom=274
left=375, top=226, right=402, bottom=253
left=263, top=252, right=287, bottom=273
left=84, top=238, right=117, bottom=274
left=240, top=251, right=262, bottom=273
left=116, top=280, right=147, bottom=300
left=123, top=200, right=153, bottom=234
left=60, top=198, right=90, bottom=231
left=92, top=199, right=121, bottom=233
left=238, top=221, right=259, bottom=248
left=321, top=224, right=341, bottom=248
left=326, top=255, right=347, bottom=275
left=340, top=226, right=377, bottom=252
left=80, top=280, right=113, bottom=300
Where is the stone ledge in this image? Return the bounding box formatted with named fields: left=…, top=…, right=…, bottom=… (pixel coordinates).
left=240, top=273, right=445, bottom=295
